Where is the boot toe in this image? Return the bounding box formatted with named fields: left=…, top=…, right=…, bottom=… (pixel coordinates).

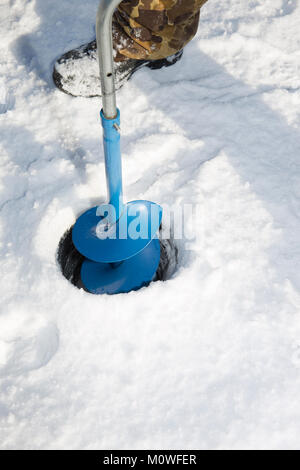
left=53, top=45, right=102, bottom=98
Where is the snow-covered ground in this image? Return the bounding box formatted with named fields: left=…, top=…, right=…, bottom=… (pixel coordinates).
left=1, top=0, right=300, bottom=450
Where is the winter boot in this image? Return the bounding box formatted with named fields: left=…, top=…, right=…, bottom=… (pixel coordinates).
left=53, top=39, right=183, bottom=98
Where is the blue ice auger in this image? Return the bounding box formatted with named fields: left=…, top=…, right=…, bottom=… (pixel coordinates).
left=72, top=0, right=162, bottom=294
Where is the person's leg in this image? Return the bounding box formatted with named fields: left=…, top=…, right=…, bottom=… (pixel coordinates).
left=53, top=0, right=209, bottom=97
left=113, top=0, right=208, bottom=61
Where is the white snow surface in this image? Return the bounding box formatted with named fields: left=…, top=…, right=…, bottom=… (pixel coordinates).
left=1, top=0, right=300, bottom=450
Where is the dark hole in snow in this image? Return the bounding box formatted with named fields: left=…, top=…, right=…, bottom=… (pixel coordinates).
left=56, top=225, right=178, bottom=292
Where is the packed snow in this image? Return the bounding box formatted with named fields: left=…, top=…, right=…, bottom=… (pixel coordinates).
left=1, top=0, right=300, bottom=450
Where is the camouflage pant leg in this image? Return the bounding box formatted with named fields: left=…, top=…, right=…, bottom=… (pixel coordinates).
left=113, top=0, right=208, bottom=61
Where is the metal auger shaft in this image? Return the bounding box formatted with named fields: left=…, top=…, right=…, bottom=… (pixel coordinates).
left=72, top=0, right=162, bottom=295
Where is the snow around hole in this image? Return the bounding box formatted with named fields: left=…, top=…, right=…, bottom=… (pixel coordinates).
left=0, top=0, right=300, bottom=450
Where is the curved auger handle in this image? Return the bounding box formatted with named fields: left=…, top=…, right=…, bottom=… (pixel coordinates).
left=96, top=0, right=124, bottom=119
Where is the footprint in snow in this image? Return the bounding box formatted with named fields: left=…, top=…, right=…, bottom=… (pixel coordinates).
left=0, top=323, right=59, bottom=377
